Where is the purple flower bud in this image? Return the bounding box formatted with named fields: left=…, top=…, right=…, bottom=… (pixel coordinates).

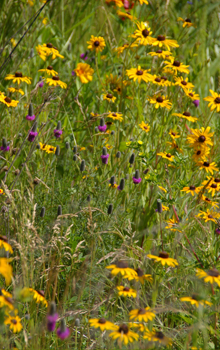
left=38, top=81, right=44, bottom=88
left=57, top=319, right=70, bottom=340
left=80, top=52, right=88, bottom=61
left=101, top=154, right=109, bottom=164
left=216, top=228, right=220, bottom=235
left=26, top=114, right=35, bottom=121
left=72, top=71, right=75, bottom=76
left=54, top=129, right=63, bottom=138
left=47, top=313, right=59, bottom=332
left=28, top=131, right=38, bottom=142
left=133, top=177, right=142, bottom=184
left=98, top=125, right=107, bottom=132
left=0, top=146, right=10, bottom=152
left=26, top=103, right=35, bottom=120
left=193, top=99, right=199, bottom=107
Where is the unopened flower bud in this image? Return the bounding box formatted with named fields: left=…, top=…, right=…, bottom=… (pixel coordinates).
left=73, top=146, right=77, bottom=153
left=157, top=199, right=162, bottom=213
left=80, top=160, right=85, bottom=172
left=108, top=204, right=113, bottom=215
left=55, top=146, right=60, bottom=156
left=110, top=176, right=115, bottom=186
left=102, top=147, right=107, bottom=156
left=73, top=154, right=77, bottom=161
left=57, top=121, right=61, bottom=130
left=40, top=207, right=45, bottom=218
left=118, top=178, right=125, bottom=191
left=65, top=142, right=70, bottom=150
left=75, top=318, right=80, bottom=327
left=116, top=151, right=121, bottom=158
left=57, top=205, right=62, bottom=216
left=129, top=153, right=135, bottom=165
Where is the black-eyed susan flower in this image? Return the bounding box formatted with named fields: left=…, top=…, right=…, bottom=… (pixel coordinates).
left=7, top=87, right=24, bottom=95
left=165, top=217, right=181, bottom=232
left=29, top=289, right=48, bottom=307
left=196, top=268, right=220, bottom=286
left=201, top=195, right=218, bottom=208
left=181, top=185, right=201, bottom=196
left=147, top=252, right=178, bottom=267
left=139, top=121, right=150, bottom=133
left=0, top=258, right=13, bottom=285
left=204, top=90, right=220, bottom=112
left=87, top=35, right=106, bottom=53
left=124, top=267, right=153, bottom=284
left=202, top=177, right=220, bottom=197
left=38, top=66, right=58, bottom=76
left=144, top=329, right=172, bottom=346
left=164, top=58, right=190, bottom=74
left=109, top=324, right=139, bottom=345
left=131, top=21, right=153, bottom=46
left=117, top=10, right=136, bottom=21
left=0, top=289, right=14, bottom=310
left=186, top=90, right=200, bottom=100
left=180, top=294, right=212, bottom=307
left=151, top=35, right=179, bottom=50
left=106, top=260, right=137, bottom=277
left=0, top=236, right=13, bottom=253
left=126, top=66, right=152, bottom=83
left=148, top=50, right=172, bottom=59
left=129, top=322, right=146, bottom=332
left=187, top=127, right=214, bottom=149
left=197, top=161, right=219, bottom=174
left=169, top=130, right=180, bottom=139
left=173, top=111, right=198, bottom=122
left=129, top=307, right=155, bottom=322
left=4, top=310, right=22, bottom=333
left=192, top=147, right=210, bottom=162
left=74, top=63, right=94, bottom=84
left=197, top=209, right=220, bottom=223
left=138, top=0, right=148, bottom=4
left=36, top=43, right=64, bottom=60
left=89, top=318, right=118, bottom=331
left=0, top=96, right=19, bottom=107
left=114, top=44, right=129, bottom=56
left=174, top=76, right=194, bottom=91
left=108, top=111, right=123, bottom=121
left=148, top=95, right=172, bottom=110
left=151, top=75, right=171, bottom=87
left=117, top=286, right=137, bottom=298
left=5, top=72, right=31, bottom=85
left=177, top=17, right=195, bottom=28
left=46, top=145, right=56, bottom=154
left=157, top=152, right=174, bottom=162
left=167, top=140, right=183, bottom=153
left=103, top=93, right=116, bottom=103
left=46, top=76, right=67, bottom=89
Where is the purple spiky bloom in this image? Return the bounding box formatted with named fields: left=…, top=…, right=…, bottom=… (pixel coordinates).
left=38, top=81, right=44, bottom=88
left=101, top=154, right=109, bottom=164
left=216, top=228, right=220, bottom=235
left=72, top=71, right=75, bottom=76
left=133, top=177, right=142, bottom=184
left=28, top=131, right=38, bottom=142
left=47, top=313, right=59, bottom=332
left=80, top=53, right=88, bottom=60
left=26, top=114, right=35, bottom=121
left=193, top=100, right=199, bottom=107
left=57, top=322, right=70, bottom=340
left=54, top=129, right=63, bottom=138
left=1, top=146, right=10, bottom=152
left=98, top=125, right=107, bottom=132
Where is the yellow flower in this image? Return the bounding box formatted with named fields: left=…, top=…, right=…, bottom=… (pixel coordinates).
left=138, top=0, right=148, bottom=4
left=177, top=17, right=196, bottom=28
left=186, top=90, right=200, bottom=100
left=42, top=17, right=48, bottom=25
left=147, top=252, right=178, bottom=267
left=7, top=87, right=24, bottom=95
left=131, top=21, right=153, bottom=46
left=4, top=311, right=22, bottom=333
left=10, top=38, right=16, bottom=47
left=108, top=111, right=123, bottom=121
left=0, top=289, right=14, bottom=310
left=46, top=76, right=67, bottom=88
left=36, top=43, right=64, bottom=60
left=157, top=152, right=174, bottom=162
left=169, top=130, right=180, bottom=139
left=124, top=267, right=152, bottom=284
left=196, top=268, right=220, bottom=286
left=46, top=145, right=56, bottom=154
left=126, top=66, right=152, bottom=83
left=0, top=236, right=13, bottom=253
left=89, top=318, right=118, bottom=331
left=173, top=111, right=198, bottom=123
left=29, top=289, right=48, bottom=307
left=148, top=95, right=172, bottom=110
left=164, top=58, right=190, bottom=74
left=87, top=35, right=106, bottom=53
left=139, top=121, right=150, bottom=133
left=201, top=195, right=219, bottom=208
left=117, top=286, right=137, bottom=298
left=109, top=324, right=139, bottom=345
left=106, top=261, right=137, bottom=277
left=187, top=127, right=214, bottom=149
left=197, top=161, right=219, bottom=174
left=103, top=93, right=116, bottom=103
left=0, top=258, right=13, bottom=285
left=74, top=63, right=94, bottom=84
left=5, top=72, right=31, bottom=85
left=167, top=140, right=183, bottom=153
left=151, top=35, right=179, bottom=51
left=129, top=322, right=146, bottom=332
left=158, top=185, right=167, bottom=193
left=129, top=307, right=155, bottom=322
left=181, top=185, right=202, bottom=196
left=114, top=44, right=129, bottom=57
left=117, top=10, right=136, bottom=20
left=174, top=76, right=194, bottom=91
left=144, top=329, right=172, bottom=346
left=180, top=294, right=212, bottom=307
left=204, top=90, right=220, bottom=112
left=38, top=66, right=58, bottom=76
left=165, top=217, right=181, bottom=232
left=197, top=209, right=220, bottom=223
left=151, top=75, right=171, bottom=87
left=138, top=140, right=143, bottom=145
left=201, top=177, right=220, bottom=197
left=148, top=50, right=172, bottom=59
left=192, top=148, right=210, bottom=162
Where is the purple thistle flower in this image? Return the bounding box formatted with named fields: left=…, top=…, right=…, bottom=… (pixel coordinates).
left=193, top=99, right=199, bottom=107
left=101, top=154, right=109, bottom=164
left=80, top=52, right=88, bottom=61
left=98, top=125, right=107, bottom=132
left=216, top=228, right=220, bottom=235
left=72, top=71, right=75, bottom=76
left=54, top=129, right=63, bottom=138
left=28, top=131, right=38, bottom=142
left=133, top=170, right=141, bottom=184
left=0, top=145, right=10, bottom=152
left=26, top=103, right=35, bottom=121
left=57, top=319, right=70, bottom=340
left=26, top=114, right=35, bottom=121
left=47, top=313, right=59, bottom=332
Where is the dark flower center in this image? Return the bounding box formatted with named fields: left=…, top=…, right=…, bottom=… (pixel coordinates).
left=98, top=318, right=106, bottom=324
left=196, top=150, right=201, bottom=155
left=156, top=97, right=163, bottom=103
left=171, top=132, right=176, bottom=136
left=161, top=76, right=167, bottom=81
left=208, top=215, right=213, bottom=219
left=119, top=324, right=129, bottom=334
left=155, top=77, right=161, bottom=82
left=46, top=43, right=53, bottom=48
left=52, top=76, right=60, bottom=81
left=155, top=331, right=164, bottom=339
left=166, top=153, right=171, bottom=158
left=156, top=50, right=162, bottom=53
left=49, top=147, right=54, bottom=151
left=203, top=162, right=209, bottom=167
left=173, top=60, right=180, bottom=67
left=211, top=184, right=217, bottom=189
left=214, top=97, right=220, bottom=104
left=5, top=297, right=13, bottom=305
left=117, top=87, right=121, bottom=92
left=12, top=319, right=17, bottom=325
left=205, top=197, right=210, bottom=202
left=15, top=72, right=23, bottom=77
left=136, top=268, right=144, bottom=277
left=117, top=261, right=128, bottom=268
left=189, top=186, right=196, bottom=190
left=198, top=135, right=206, bottom=142
left=37, top=290, right=45, bottom=297
left=138, top=308, right=146, bottom=315
left=112, top=113, right=117, bottom=117
left=0, top=235, right=8, bottom=242
left=107, top=93, right=113, bottom=98
left=214, top=178, right=220, bottom=183
left=159, top=251, right=169, bottom=259
left=142, top=29, right=150, bottom=37
left=192, top=293, right=202, bottom=301
left=208, top=268, right=219, bottom=277
left=106, top=121, right=113, bottom=125
left=181, top=80, right=187, bottom=86
left=185, top=18, right=191, bottom=23
left=123, top=287, right=130, bottom=291
left=94, top=41, right=100, bottom=47
left=47, top=66, right=53, bottom=70
left=183, top=111, right=191, bottom=116
left=189, top=93, right=194, bottom=97
left=5, top=97, right=11, bottom=103
left=157, top=35, right=165, bottom=41
left=136, top=70, right=143, bottom=75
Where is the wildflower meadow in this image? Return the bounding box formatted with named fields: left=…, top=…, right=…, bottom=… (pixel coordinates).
left=1, top=0, right=220, bottom=349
